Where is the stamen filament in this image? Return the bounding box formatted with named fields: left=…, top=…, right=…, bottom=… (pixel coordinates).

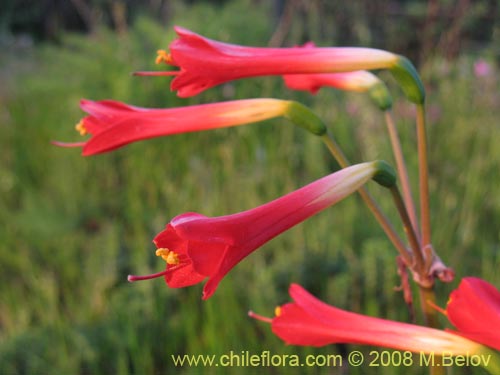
left=248, top=311, right=273, bottom=323
left=51, top=141, right=87, bottom=148
left=133, top=71, right=180, bottom=77
left=427, top=299, right=448, bottom=316
left=127, top=270, right=168, bottom=282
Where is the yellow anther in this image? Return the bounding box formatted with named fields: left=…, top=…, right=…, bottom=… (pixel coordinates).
left=155, top=248, right=170, bottom=260
left=75, top=120, right=87, bottom=136
left=156, top=248, right=179, bottom=265
left=166, top=251, right=179, bottom=265
left=274, top=306, right=282, bottom=317
left=155, top=49, right=173, bottom=65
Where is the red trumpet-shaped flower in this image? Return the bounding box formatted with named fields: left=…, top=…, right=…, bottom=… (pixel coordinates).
left=282, top=42, right=383, bottom=92
left=280, top=43, right=392, bottom=110
left=250, top=284, right=482, bottom=355
left=128, top=162, right=392, bottom=300
left=54, top=98, right=321, bottom=156
left=284, top=70, right=392, bottom=111
left=283, top=70, right=381, bottom=95
left=446, top=277, right=500, bottom=351
left=136, top=26, right=424, bottom=103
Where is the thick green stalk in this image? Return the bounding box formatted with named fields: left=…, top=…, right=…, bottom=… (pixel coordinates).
left=417, top=284, right=439, bottom=328
left=418, top=286, right=445, bottom=375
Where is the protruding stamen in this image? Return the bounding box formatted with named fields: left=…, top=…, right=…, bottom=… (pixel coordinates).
left=155, top=49, right=173, bottom=65
left=127, top=270, right=168, bottom=282
left=156, top=248, right=179, bottom=265
left=75, top=120, right=87, bottom=136
left=133, top=71, right=180, bottom=77
left=427, top=299, right=448, bottom=316
left=51, top=140, right=87, bottom=148
left=248, top=310, right=273, bottom=323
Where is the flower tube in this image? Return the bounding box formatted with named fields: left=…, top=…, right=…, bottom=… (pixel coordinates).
left=282, top=43, right=392, bottom=110
left=250, top=283, right=483, bottom=355
left=54, top=98, right=326, bottom=156
left=284, top=69, right=379, bottom=93
left=128, top=161, right=394, bottom=300
left=284, top=70, right=392, bottom=110
left=136, top=26, right=424, bottom=103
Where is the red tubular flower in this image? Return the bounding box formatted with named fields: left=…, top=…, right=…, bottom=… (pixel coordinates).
left=250, top=284, right=482, bottom=355
left=136, top=26, right=402, bottom=98
left=446, top=277, right=500, bottom=351
left=283, top=69, right=393, bottom=111
left=283, top=70, right=381, bottom=95
left=282, top=42, right=383, bottom=95
left=128, top=162, right=389, bottom=300
left=54, top=98, right=297, bottom=156
left=280, top=42, right=393, bottom=111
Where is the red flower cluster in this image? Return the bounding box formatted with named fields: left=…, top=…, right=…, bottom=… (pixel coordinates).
left=57, top=25, right=498, bottom=365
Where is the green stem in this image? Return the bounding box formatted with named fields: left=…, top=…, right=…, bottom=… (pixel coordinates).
left=416, top=104, right=432, bottom=251
left=389, top=56, right=426, bottom=104
left=418, top=285, right=444, bottom=375
left=389, top=186, right=423, bottom=270
left=481, top=348, right=500, bottom=375
left=384, top=110, right=419, bottom=239
left=320, top=132, right=350, bottom=168
left=417, top=285, right=439, bottom=328
left=414, top=105, right=448, bottom=375
left=320, top=133, right=412, bottom=265
left=391, top=186, right=440, bottom=364
left=391, top=188, right=443, bottom=375
left=430, top=358, right=446, bottom=375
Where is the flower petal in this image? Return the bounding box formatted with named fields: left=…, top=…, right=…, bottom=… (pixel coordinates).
left=447, top=277, right=500, bottom=350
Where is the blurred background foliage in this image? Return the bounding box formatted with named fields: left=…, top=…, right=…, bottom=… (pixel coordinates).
left=0, top=0, right=499, bottom=374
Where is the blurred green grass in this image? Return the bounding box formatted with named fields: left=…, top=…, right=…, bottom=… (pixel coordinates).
left=1, top=1, right=499, bottom=374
